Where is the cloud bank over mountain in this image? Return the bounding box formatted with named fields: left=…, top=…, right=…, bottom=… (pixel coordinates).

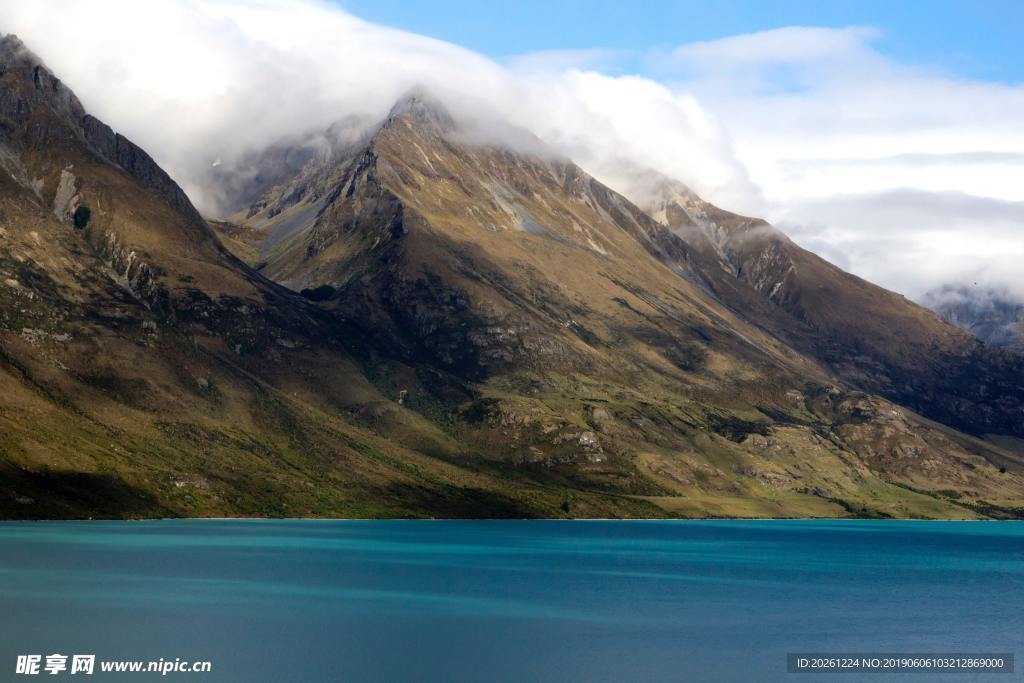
left=665, top=26, right=1024, bottom=300
left=0, top=0, right=755, bottom=220
left=1, top=0, right=1021, bottom=301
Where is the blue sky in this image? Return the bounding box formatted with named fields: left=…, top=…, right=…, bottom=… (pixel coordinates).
left=340, top=0, right=1024, bottom=83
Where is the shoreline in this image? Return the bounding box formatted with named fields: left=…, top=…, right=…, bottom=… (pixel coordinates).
left=1, top=516, right=1018, bottom=523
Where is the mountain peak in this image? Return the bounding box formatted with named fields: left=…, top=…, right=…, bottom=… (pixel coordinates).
left=1, top=32, right=44, bottom=78
left=0, top=32, right=27, bottom=58
left=385, top=87, right=456, bottom=132
left=0, top=32, right=86, bottom=126
left=0, top=33, right=53, bottom=81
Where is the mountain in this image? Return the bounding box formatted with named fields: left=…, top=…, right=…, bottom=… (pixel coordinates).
left=2, top=35, right=1022, bottom=519
left=204, top=89, right=1024, bottom=519
left=924, top=285, right=1024, bottom=354
left=0, top=35, right=645, bottom=520
left=638, top=177, right=1024, bottom=438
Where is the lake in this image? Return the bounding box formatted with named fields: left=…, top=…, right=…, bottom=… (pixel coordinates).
left=1, top=520, right=1022, bottom=681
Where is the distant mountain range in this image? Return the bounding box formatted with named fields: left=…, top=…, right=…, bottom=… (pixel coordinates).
left=1, top=34, right=1022, bottom=519
left=924, top=285, right=1024, bottom=354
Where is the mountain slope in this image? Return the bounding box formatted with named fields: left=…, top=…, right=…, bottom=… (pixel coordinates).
left=641, top=176, right=1024, bottom=441
left=214, top=92, right=1024, bottom=519
left=1, top=36, right=667, bottom=520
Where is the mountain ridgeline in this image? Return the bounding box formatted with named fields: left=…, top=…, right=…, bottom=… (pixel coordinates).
left=2, top=35, right=1023, bottom=519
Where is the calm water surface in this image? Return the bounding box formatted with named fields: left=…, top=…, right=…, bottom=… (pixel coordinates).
left=0, top=520, right=1022, bottom=681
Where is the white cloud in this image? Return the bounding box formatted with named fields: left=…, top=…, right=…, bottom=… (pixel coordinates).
left=503, top=48, right=626, bottom=74
left=665, top=25, right=881, bottom=70
left=777, top=190, right=1024, bottom=299
left=0, top=0, right=755, bottom=219
left=658, top=26, right=1024, bottom=301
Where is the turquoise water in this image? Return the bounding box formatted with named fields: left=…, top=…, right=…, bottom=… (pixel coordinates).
left=0, top=520, right=1022, bottom=681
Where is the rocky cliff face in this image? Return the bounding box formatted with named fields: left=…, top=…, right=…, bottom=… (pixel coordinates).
left=1, top=37, right=207, bottom=237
